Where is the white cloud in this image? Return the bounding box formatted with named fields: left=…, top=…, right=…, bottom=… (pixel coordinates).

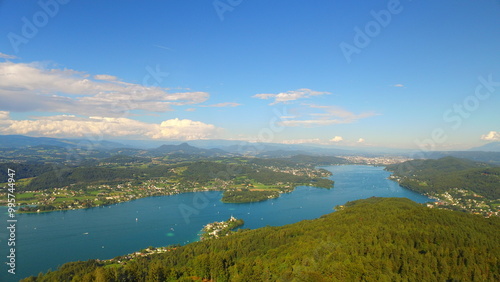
left=357, top=138, right=365, bottom=143
left=0, top=53, right=17, bottom=60
left=306, top=104, right=376, bottom=120
left=280, top=138, right=322, bottom=145
left=280, top=119, right=345, bottom=127
left=0, top=115, right=221, bottom=140
left=0, top=61, right=209, bottom=116
left=252, top=88, right=330, bottom=105
left=93, top=74, right=118, bottom=81
left=153, top=44, right=174, bottom=51
left=151, top=118, right=220, bottom=140
left=253, top=93, right=275, bottom=100
left=199, top=102, right=241, bottom=107
left=393, top=84, right=405, bottom=87
left=480, top=131, right=500, bottom=141
left=0, top=111, right=10, bottom=120
left=330, top=136, right=343, bottom=142
left=278, top=104, right=378, bottom=127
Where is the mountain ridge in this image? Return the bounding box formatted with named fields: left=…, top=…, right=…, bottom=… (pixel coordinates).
left=468, top=141, right=500, bottom=152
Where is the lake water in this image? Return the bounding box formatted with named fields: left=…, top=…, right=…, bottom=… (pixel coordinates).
left=0, top=165, right=431, bottom=281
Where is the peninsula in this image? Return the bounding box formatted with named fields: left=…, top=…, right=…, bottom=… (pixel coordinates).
left=200, top=216, right=245, bottom=240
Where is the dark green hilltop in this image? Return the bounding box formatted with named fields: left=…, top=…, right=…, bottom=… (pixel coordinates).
left=22, top=197, right=500, bottom=281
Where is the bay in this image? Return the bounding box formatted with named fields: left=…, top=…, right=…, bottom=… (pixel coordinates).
left=0, top=165, right=431, bottom=281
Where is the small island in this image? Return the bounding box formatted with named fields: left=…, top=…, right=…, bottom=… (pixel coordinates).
left=200, top=216, right=244, bottom=240
left=221, top=190, right=280, bottom=203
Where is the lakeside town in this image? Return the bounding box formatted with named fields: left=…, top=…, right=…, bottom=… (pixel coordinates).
left=342, top=155, right=412, bottom=166
left=388, top=175, right=500, bottom=217
left=96, top=246, right=179, bottom=268
left=425, top=188, right=499, bottom=218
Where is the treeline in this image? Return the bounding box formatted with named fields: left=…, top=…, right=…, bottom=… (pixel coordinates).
left=23, top=197, right=500, bottom=281
left=246, top=168, right=319, bottom=186
left=247, top=155, right=347, bottom=168
left=386, top=156, right=487, bottom=176
left=386, top=157, right=500, bottom=199
left=13, top=158, right=333, bottom=192
left=181, top=162, right=250, bottom=183
left=221, top=190, right=279, bottom=203
left=99, top=155, right=152, bottom=165
left=22, top=166, right=175, bottom=191
left=0, top=162, right=57, bottom=183
left=181, top=161, right=334, bottom=188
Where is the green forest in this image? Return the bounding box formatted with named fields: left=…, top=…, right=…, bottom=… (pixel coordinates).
left=22, top=197, right=500, bottom=281
left=221, top=190, right=280, bottom=203
left=385, top=157, right=499, bottom=199
left=386, top=157, right=500, bottom=215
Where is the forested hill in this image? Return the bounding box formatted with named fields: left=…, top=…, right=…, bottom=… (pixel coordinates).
left=23, top=198, right=500, bottom=281
left=386, top=157, right=500, bottom=216
left=385, top=157, right=499, bottom=199
left=385, top=156, right=488, bottom=176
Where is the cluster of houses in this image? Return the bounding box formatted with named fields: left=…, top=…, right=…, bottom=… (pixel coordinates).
left=201, top=216, right=240, bottom=240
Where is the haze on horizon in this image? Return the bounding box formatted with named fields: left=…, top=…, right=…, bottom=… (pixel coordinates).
left=0, top=0, right=499, bottom=151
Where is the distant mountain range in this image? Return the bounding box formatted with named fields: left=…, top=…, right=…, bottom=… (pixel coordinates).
left=0, top=135, right=125, bottom=150
left=0, top=135, right=499, bottom=164
left=147, top=142, right=228, bottom=157
left=423, top=151, right=500, bottom=166
left=469, top=142, right=500, bottom=152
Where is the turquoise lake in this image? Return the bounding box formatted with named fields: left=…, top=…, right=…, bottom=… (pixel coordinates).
left=0, top=165, right=432, bottom=281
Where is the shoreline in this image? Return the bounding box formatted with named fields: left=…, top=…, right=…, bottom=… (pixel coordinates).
left=4, top=164, right=407, bottom=215
left=2, top=181, right=327, bottom=215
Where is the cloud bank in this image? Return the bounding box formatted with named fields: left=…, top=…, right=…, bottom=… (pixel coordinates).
left=0, top=61, right=209, bottom=117
left=0, top=112, right=220, bottom=140
left=280, top=138, right=322, bottom=145
left=200, top=102, right=241, bottom=108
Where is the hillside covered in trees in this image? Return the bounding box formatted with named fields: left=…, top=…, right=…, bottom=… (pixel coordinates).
left=23, top=197, right=500, bottom=281
left=386, top=157, right=500, bottom=216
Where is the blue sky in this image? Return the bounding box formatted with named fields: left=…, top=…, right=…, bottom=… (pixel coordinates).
left=0, top=0, right=499, bottom=150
